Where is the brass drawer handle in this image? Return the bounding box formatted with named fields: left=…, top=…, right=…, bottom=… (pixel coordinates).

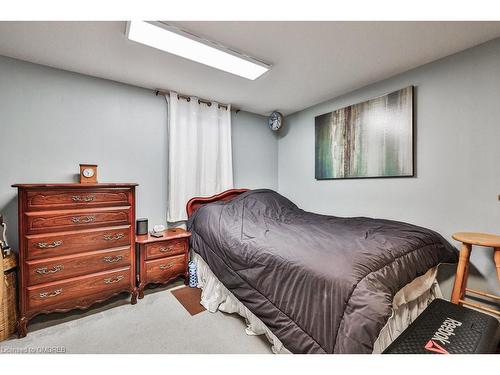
left=159, top=246, right=175, bottom=253
left=103, top=233, right=125, bottom=241
left=39, top=288, right=62, bottom=299
left=103, top=275, right=124, bottom=284
left=36, top=265, right=64, bottom=275
left=71, top=195, right=95, bottom=202
left=36, top=240, right=63, bottom=249
left=71, top=215, right=96, bottom=224
left=103, top=255, right=124, bottom=263
left=159, top=263, right=174, bottom=270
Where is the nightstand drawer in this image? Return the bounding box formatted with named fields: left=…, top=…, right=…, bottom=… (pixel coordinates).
left=145, top=255, right=186, bottom=284
left=25, top=207, right=131, bottom=234
left=145, top=238, right=187, bottom=260
left=26, top=189, right=131, bottom=211
left=26, top=246, right=131, bottom=285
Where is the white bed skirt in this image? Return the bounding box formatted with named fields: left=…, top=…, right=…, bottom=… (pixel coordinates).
left=192, top=251, right=442, bottom=354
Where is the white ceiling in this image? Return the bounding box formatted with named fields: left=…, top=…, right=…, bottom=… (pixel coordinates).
left=0, top=21, right=500, bottom=115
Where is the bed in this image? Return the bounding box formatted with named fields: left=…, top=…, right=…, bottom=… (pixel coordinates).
left=186, top=189, right=457, bottom=354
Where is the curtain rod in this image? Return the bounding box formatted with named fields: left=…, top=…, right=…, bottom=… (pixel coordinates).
left=154, top=89, right=239, bottom=112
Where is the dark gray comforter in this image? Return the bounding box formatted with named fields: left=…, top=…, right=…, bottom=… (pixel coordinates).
left=187, top=189, right=457, bottom=353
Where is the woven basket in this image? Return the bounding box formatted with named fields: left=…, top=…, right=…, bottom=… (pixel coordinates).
left=0, top=253, right=17, bottom=341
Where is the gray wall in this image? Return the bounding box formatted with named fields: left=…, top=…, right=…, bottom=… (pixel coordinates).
left=0, top=55, right=277, bottom=251
left=278, top=39, right=500, bottom=296
left=232, top=110, right=278, bottom=190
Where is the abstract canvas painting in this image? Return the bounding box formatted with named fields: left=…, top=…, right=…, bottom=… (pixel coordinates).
left=315, top=86, right=413, bottom=179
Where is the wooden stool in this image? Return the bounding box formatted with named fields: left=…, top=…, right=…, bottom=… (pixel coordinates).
left=450, top=232, right=500, bottom=316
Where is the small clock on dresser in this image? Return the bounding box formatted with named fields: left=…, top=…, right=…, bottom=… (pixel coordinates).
left=79, top=164, right=98, bottom=184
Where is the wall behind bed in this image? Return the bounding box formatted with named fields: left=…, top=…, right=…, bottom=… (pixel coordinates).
left=0, top=55, right=277, bottom=251
left=278, top=38, right=500, bottom=296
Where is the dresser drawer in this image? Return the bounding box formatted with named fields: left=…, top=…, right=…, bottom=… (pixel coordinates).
left=145, top=254, right=186, bottom=284
left=26, top=267, right=131, bottom=313
left=26, top=246, right=131, bottom=285
left=145, top=238, right=187, bottom=260
left=25, top=225, right=131, bottom=260
left=25, top=207, right=131, bottom=234
left=26, top=189, right=131, bottom=211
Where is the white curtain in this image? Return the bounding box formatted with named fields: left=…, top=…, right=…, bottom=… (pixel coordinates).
left=167, top=92, right=233, bottom=222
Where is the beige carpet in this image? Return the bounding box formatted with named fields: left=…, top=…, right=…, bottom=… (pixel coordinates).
left=0, top=282, right=272, bottom=354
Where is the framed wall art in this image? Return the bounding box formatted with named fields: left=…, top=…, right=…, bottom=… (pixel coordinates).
left=315, top=86, right=414, bottom=180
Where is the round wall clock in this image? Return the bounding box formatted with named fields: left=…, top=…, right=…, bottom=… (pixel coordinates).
left=268, top=111, right=284, bottom=131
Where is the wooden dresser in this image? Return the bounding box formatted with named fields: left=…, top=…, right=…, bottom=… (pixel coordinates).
left=136, top=228, right=191, bottom=299
left=12, top=183, right=138, bottom=337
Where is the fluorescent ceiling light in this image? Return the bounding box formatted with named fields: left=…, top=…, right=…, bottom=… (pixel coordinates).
left=126, top=21, right=270, bottom=80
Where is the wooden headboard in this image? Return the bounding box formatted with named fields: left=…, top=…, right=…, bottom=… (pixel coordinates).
left=186, top=189, right=249, bottom=218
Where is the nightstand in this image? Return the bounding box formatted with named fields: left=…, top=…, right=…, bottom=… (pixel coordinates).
left=136, top=228, right=191, bottom=299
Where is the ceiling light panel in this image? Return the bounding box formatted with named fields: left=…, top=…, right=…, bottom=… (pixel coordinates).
left=126, top=21, right=270, bottom=80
